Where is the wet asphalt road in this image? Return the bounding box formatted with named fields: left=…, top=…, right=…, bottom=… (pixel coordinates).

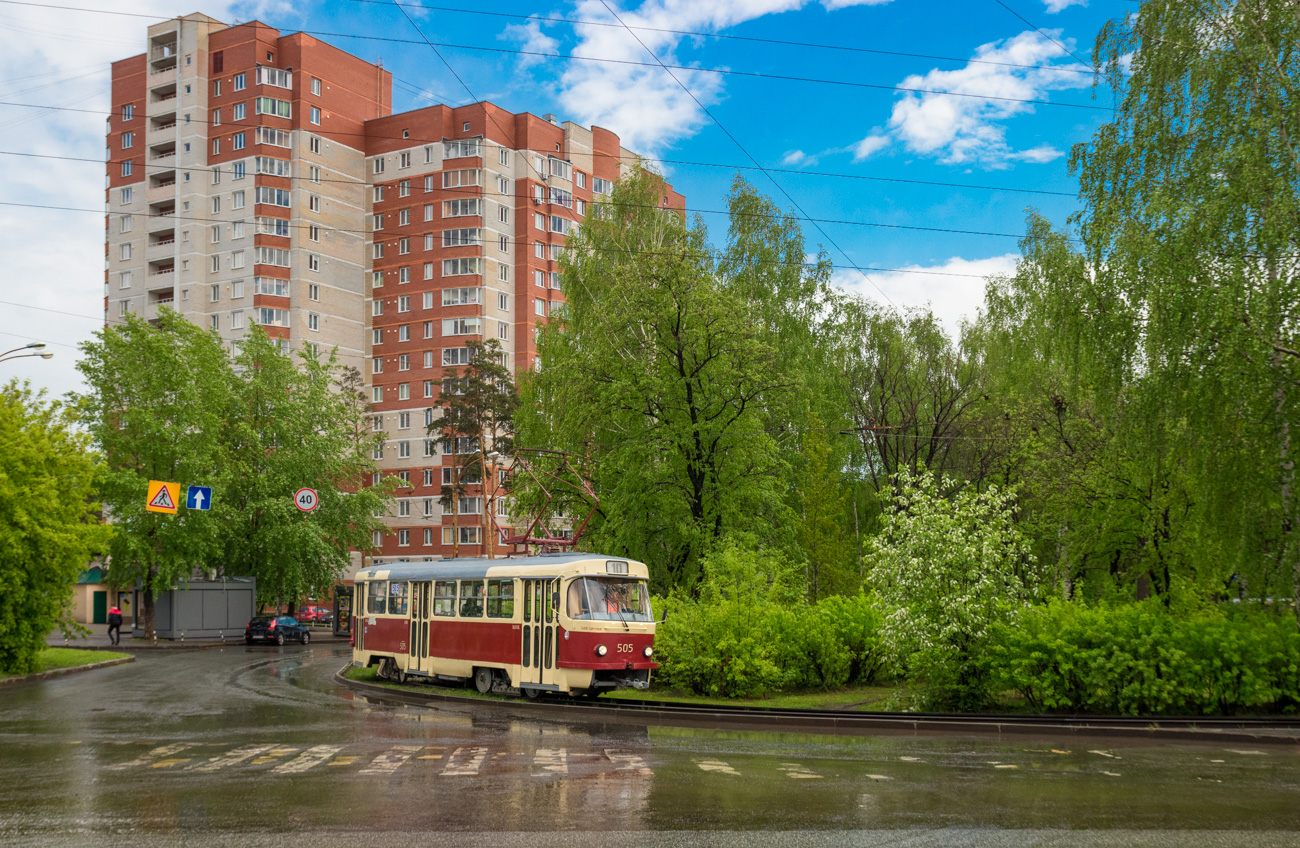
left=2, top=645, right=1298, bottom=847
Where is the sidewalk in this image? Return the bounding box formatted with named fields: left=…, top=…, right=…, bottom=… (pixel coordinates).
left=48, top=625, right=352, bottom=651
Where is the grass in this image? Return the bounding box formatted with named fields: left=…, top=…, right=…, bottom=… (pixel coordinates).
left=1, top=647, right=130, bottom=678
left=341, top=664, right=911, bottom=711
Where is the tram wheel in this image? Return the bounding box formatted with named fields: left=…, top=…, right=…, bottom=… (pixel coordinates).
left=474, top=667, right=495, bottom=694
left=523, top=687, right=541, bottom=700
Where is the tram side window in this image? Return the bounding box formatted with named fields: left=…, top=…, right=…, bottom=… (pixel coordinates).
left=366, top=581, right=387, bottom=615
left=389, top=581, right=409, bottom=616
left=459, top=579, right=484, bottom=617
left=486, top=579, right=514, bottom=618
left=433, top=580, right=457, bottom=616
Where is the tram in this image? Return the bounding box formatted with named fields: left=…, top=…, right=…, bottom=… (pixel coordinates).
left=351, top=553, right=658, bottom=697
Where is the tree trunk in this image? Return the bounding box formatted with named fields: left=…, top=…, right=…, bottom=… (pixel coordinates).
left=142, top=568, right=157, bottom=640
left=1276, top=376, right=1297, bottom=630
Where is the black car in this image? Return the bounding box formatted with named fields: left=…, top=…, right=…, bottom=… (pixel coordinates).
left=245, top=615, right=311, bottom=646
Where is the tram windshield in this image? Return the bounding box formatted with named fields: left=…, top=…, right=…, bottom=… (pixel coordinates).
left=566, top=577, right=653, bottom=622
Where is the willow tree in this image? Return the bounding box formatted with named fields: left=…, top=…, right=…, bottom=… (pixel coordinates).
left=518, top=169, right=797, bottom=591
left=1069, top=0, right=1300, bottom=612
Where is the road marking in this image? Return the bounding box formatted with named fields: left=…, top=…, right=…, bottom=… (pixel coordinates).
left=1227, top=749, right=1266, bottom=756
left=328, top=756, right=359, bottom=766
left=1102, top=771, right=1122, bottom=777
left=1088, top=750, right=1120, bottom=759
left=359, top=745, right=422, bottom=775
left=273, top=745, right=343, bottom=774
left=190, top=745, right=274, bottom=772
left=108, top=743, right=198, bottom=770
left=779, top=763, right=822, bottom=779
left=605, top=749, right=652, bottom=777
left=865, top=774, right=893, bottom=780
left=534, top=748, right=568, bottom=776
left=251, top=747, right=299, bottom=765
left=1051, top=749, right=1071, bottom=754
left=150, top=758, right=191, bottom=769
left=994, top=764, right=1019, bottom=769
left=899, top=756, right=922, bottom=762
left=442, top=746, right=488, bottom=776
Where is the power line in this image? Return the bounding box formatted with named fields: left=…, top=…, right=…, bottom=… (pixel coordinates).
left=0, top=199, right=1010, bottom=280
left=595, top=0, right=897, bottom=308
left=0, top=0, right=1106, bottom=112
left=991, top=0, right=1095, bottom=72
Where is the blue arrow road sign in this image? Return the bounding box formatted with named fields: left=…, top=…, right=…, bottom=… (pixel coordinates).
left=187, top=486, right=212, bottom=511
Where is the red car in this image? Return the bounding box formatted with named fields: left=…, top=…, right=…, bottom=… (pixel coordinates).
left=296, top=605, right=333, bottom=624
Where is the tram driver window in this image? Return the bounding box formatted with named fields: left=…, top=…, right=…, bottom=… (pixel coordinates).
left=433, top=580, right=457, bottom=616
left=389, top=581, right=409, bottom=616
left=486, top=579, right=514, bottom=618
left=459, top=580, right=484, bottom=617
left=366, top=582, right=387, bottom=615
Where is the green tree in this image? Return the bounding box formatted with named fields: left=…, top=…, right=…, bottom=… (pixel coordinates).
left=75, top=310, right=234, bottom=639
left=435, top=338, right=517, bottom=559
left=518, top=169, right=796, bottom=590
left=866, top=468, right=1042, bottom=708
left=796, top=418, right=855, bottom=600
left=0, top=382, right=110, bottom=673
left=218, top=328, right=394, bottom=609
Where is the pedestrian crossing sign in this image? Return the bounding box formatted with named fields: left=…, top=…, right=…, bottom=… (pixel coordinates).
left=146, top=480, right=180, bottom=514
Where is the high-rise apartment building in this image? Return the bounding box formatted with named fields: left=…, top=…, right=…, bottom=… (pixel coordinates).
left=106, top=14, right=683, bottom=569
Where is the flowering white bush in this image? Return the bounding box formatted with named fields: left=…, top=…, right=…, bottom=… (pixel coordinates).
left=866, top=468, right=1042, bottom=707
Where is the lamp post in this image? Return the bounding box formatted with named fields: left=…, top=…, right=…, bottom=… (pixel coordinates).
left=0, top=342, right=53, bottom=364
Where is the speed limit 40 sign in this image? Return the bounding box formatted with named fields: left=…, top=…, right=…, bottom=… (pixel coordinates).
left=294, top=487, right=319, bottom=512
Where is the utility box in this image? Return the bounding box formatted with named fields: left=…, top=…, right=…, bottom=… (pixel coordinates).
left=130, top=577, right=256, bottom=640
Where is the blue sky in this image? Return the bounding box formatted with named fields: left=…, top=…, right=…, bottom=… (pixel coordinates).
left=0, top=0, right=1129, bottom=397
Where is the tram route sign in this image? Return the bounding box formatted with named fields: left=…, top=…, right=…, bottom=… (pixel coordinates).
left=294, top=487, right=319, bottom=512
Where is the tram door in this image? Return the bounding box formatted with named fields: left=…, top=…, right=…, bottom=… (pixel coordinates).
left=409, top=582, right=431, bottom=674
left=520, top=578, right=558, bottom=690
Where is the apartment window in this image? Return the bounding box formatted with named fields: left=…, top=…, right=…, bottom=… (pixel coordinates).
left=423, top=233, right=434, bottom=251
left=443, top=169, right=480, bottom=189
left=398, top=440, right=411, bottom=457
left=423, top=321, right=434, bottom=339
left=255, top=156, right=291, bottom=177
left=535, top=298, right=545, bottom=316
left=231, top=310, right=245, bottom=330
left=212, top=138, right=221, bottom=155
left=232, top=190, right=245, bottom=209
left=372, top=356, right=384, bottom=374
left=209, top=314, right=218, bottom=329
left=233, top=161, right=245, bottom=179
left=443, top=258, right=482, bottom=276
left=498, top=321, right=510, bottom=340
left=443, top=317, right=482, bottom=336
left=254, top=277, right=288, bottom=296
left=424, top=408, right=435, bottom=428
left=253, top=186, right=290, bottom=207
left=422, top=291, right=433, bottom=309
left=308, top=254, right=320, bottom=272
left=122, top=104, right=133, bottom=121
left=423, top=380, right=434, bottom=398
left=311, top=77, right=321, bottom=96
left=372, top=300, right=384, bottom=316
left=254, top=97, right=291, bottom=118
left=575, top=171, right=586, bottom=189
left=443, top=199, right=482, bottom=217
left=399, top=209, right=410, bottom=226
left=398, top=354, right=410, bottom=372
left=253, top=307, right=289, bottom=327
left=498, top=147, right=510, bottom=166
left=372, top=271, right=384, bottom=288
left=535, top=241, right=544, bottom=259
left=399, top=152, right=411, bottom=169
left=576, top=199, right=586, bottom=216
left=233, top=102, right=246, bottom=121
left=374, top=186, right=385, bottom=204
left=211, top=197, right=222, bottom=214
left=593, top=176, right=614, bottom=195
left=398, top=238, right=410, bottom=255
left=398, top=296, right=410, bottom=313
left=423, top=528, right=433, bottom=546
left=443, top=347, right=472, bottom=366
left=210, top=285, right=220, bottom=303
left=373, top=158, right=386, bottom=174
left=534, top=212, right=544, bottom=230
left=399, top=383, right=410, bottom=400
left=442, top=228, right=480, bottom=248
left=498, top=206, right=510, bottom=224
left=309, top=194, right=321, bottom=213
left=398, top=530, right=410, bottom=547
left=254, top=247, right=290, bottom=267
left=398, top=411, right=411, bottom=429
left=498, top=292, right=509, bottom=311
left=398, top=324, right=410, bottom=342
left=118, top=270, right=131, bottom=289
left=372, top=387, right=383, bottom=403
left=119, top=243, right=131, bottom=261
left=121, top=132, right=133, bottom=149
left=232, top=132, right=245, bottom=150
left=424, top=262, right=434, bottom=280
left=255, top=217, right=290, bottom=236
left=442, top=287, right=481, bottom=306
left=550, top=272, right=561, bottom=289
left=424, top=145, right=435, bottom=164
left=373, top=243, right=384, bottom=260
left=211, top=256, right=220, bottom=273
left=444, top=138, right=481, bottom=158
left=310, top=106, right=321, bottom=125
left=255, top=66, right=291, bottom=89
left=119, top=215, right=132, bottom=233
left=399, top=266, right=410, bottom=284
left=309, top=224, right=320, bottom=241
left=309, top=135, right=321, bottom=154
left=308, top=313, right=319, bottom=331
left=499, top=234, right=509, bottom=253
left=372, top=414, right=384, bottom=432
left=232, top=280, right=244, bottom=298
left=372, top=214, right=384, bottom=231
left=232, top=221, right=244, bottom=239
left=308, top=283, right=320, bottom=301
left=535, top=270, right=544, bottom=287
left=498, top=264, right=510, bottom=282
left=423, top=350, right=434, bottom=368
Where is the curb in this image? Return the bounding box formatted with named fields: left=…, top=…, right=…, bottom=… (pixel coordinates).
left=333, top=664, right=1300, bottom=746
left=0, top=655, right=135, bottom=686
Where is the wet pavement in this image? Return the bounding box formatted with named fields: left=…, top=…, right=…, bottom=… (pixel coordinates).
left=2, top=645, right=1298, bottom=846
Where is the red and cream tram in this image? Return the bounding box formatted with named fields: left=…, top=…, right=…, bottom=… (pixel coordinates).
left=351, top=553, right=658, bottom=697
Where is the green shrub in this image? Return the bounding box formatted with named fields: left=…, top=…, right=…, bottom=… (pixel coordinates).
left=986, top=601, right=1300, bottom=715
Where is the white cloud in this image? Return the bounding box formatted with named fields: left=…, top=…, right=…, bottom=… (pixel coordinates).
left=851, top=30, right=1091, bottom=168
left=503, top=20, right=560, bottom=70
left=781, top=149, right=806, bottom=165
left=0, top=1, right=284, bottom=400
left=541, top=0, right=891, bottom=156
left=831, top=254, right=1020, bottom=338
left=1043, top=0, right=1087, bottom=13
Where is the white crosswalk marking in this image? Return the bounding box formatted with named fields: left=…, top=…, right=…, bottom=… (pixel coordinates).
left=190, top=745, right=274, bottom=773
left=779, top=762, right=822, bottom=779
left=359, top=745, right=422, bottom=775
left=442, top=746, right=488, bottom=776
left=534, top=747, right=568, bottom=776
left=605, top=749, right=652, bottom=777
left=272, top=745, right=344, bottom=774
left=695, top=759, right=740, bottom=776
left=107, top=743, right=196, bottom=771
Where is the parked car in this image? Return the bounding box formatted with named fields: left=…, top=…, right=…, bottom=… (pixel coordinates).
left=296, top=606, right=333, bottom=624
left=245, top=615, right=311, bottom=646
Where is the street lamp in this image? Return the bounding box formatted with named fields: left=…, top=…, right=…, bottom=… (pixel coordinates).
left=0, top=342, right=53, bottom=364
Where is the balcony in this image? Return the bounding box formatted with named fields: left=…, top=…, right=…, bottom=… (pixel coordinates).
left=147, top=236, right=174, bottom=260
left=149, top=39, right=177, bottom=73
left=150, top=81, right=177, bottom=104
left=148, top=286, right=175, bottom=305
left=148, top=204, right=175, bottom=231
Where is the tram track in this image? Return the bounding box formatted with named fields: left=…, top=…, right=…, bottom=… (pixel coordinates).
left=334, top=663, right=1300, bottom=745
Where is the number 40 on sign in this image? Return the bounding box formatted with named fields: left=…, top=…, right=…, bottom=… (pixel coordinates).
left=295, top=488, right=319, bottom=512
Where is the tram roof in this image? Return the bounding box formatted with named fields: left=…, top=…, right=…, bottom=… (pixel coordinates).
left=355, top=553, right=642, bottom=581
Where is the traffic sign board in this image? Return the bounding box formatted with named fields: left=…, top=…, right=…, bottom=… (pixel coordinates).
left=187, top=485, right=212, bottom=511
left=146, top=480, right=179, bottom=514
left=294, top=487, right=319, bottom=512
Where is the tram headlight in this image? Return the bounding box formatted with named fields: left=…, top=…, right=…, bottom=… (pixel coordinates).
left=643, top=645, right=654, bottom=658
left=595, top=644, right=608, bottom=657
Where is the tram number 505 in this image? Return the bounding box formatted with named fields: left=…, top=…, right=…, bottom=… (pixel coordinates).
left=615, top=643, right=634, bottom=653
